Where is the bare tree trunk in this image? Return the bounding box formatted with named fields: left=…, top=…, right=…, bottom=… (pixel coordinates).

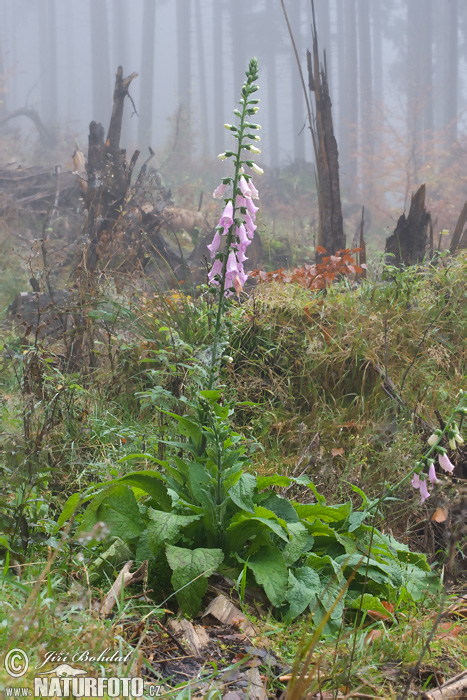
left=307, top=6, right=345, bottom=256
left=112, top=0, right=128, bottom=142
left=212, top=0, right=224, bottom=156
left=420, top=0, right=433, bottom=161
left=336, top=0, right=347, bottom=176
left=407, top=0, right=422, bottom=185
left=138, top=0, right=156, bottom=148
left=358, top=0, right=374, bottom=200
left=289, top=0, right=305, bottom=162
left=385, top=184, right=430, bottom=267
left=445, top=0, right=458, bottom=144
left=265, top=3, right=279, bottom=167
left=343, top=0, right=358, bottom=197
left=176, top=0, right=192, bottom=161
left=47, top=0, right=58, bottom=124
left=90, top=0, right=111, bottom=125
left=195, top=0, right=209, bottom=156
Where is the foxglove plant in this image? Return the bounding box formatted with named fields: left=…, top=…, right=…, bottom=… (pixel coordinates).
left=408, top=391, right=465, bottom=503
left=207, top=58, right=262, bottom=387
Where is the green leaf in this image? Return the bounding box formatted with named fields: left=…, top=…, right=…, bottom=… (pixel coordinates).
left=403, top=566, right=441, bottom=601
left=305, top=553, right=343, bottom=578
left=166, top=545, right=224, bottom=616
left=166, top=413, right=202, bottom=450
left=57, top=493, right=80, bottom=527
left=256, top=475, right=292, bottom=490
left=247, top=546, right=288, bottom=607
left=228, top=473, right=256, bottom=513
left=97, top=485, right=145, bottom=541
left=283, top=567, right=321, bottom=621
left=147, top=509, right=200, bottom=556
left=227, top=511, right=289, bottom=550
left=261, top=494, right=299, bottom=523
left=117, top=471, right=172, bottom=511
left=348, top=594, right=395, bottom=619
left=282, top=522, right=313, bottom=566
left=295, top=503, right=351, bottom=522
left=78, top=485, right=122, bottom=533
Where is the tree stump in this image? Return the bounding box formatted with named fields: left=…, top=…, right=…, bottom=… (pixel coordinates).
left=385, top=184, right=430, bottom=266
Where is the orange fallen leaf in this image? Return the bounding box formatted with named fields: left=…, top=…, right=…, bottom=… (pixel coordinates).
left=432, top=506, right=448, bottom=522
left=331, top=448, right=344, bottom=456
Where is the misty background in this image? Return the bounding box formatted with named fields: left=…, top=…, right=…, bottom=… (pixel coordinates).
left=1, top=0, right=467, bottom=232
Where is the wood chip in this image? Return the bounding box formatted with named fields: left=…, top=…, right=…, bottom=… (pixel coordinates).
left=167, top=619, right=210, bottom=657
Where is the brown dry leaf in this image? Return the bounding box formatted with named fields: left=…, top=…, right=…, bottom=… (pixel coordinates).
left=364, top=628, right=384, bottom=644
left=431, top=506, right=449, bottom=523
left=436, top=622, right=462, bottom=639
left=331, top=447, right=345, bottom=456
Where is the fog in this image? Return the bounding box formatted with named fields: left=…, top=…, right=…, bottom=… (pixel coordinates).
left=1, top=0, right=466, bottom=225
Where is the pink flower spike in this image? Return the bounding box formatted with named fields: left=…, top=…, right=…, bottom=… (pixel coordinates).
left=428, top=463, right=439, bottom=484
left=249, top=179, right=259, bottom=199
left=237, top=247, right=248, bottom=263
left=438, top=453, right=455, bottom=473
left=236, top=195, right=247, bottom=209
left=220, top=201, right=234, bottom=229
left=411, top=473, right=421, bottom=489
left=213, top=182, right=228, bottom=199
left=246, top=197, right=259, bottom=217
left=226, top=251, right=239, bottom=275
left=419, top=478, right=430, bottom=504
left=207, top=231, right=221, bottom=259
left=239, top=176, right=252, bottom=198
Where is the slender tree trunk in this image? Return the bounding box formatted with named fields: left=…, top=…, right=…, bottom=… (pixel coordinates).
left=314, top=0, right=332, bottom=86
left=344, top=0, right=358, bottom=197
left=420, top=0, right=433, bottom=162
left=407, top=0, right=422, bottom=185
left=230, top=0, right=244, bottom=96
left=289, top=0, right=305, bottom=162
left=112, top=0, right=128, bottom=142
left=336, top=0, right=347, bottom=176
left=358, top=0, right=373, bottom=199
left=176, top=0, right=192, bottom=160
left=39, top=0, right=48, bottom=122
left=195, top=0, right=209, bottom=156
left=265, top=3, right=279, bottom=167
left=445, top=0, right=458, bottom=144
left=138, top=0, right=156, bottom=147
left=212, top=0, right=224, bottom=155
left=47, top=0, right=58, bottom=124
left=90, top=0, right=111, bottom=126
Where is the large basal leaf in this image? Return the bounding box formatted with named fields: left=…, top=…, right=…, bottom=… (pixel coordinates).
left=282, top=522, right=313, bottom=566
left=260, top=494, right=299, bottom=523
left=305, top=553, right=343, bottom=578
left=165, top=545, right=224, bottom=616
left=283, top=566, right=321, bottom=621
left=116, top=471, right=172, bottom=511
left=403, top=566, right=441, bottom=601
left=228, top=473, right=257, bottom=513
left=247, top=546, right=288, bottom=607
left=147, top=509, right=200, bottom=556
left=227, top=511, right=289, bottom=551
left=348, top=593, right=395, bottom=620
left=78, top=485, right=122, bottom=533
left=97, top=485, right=145, bottom=541
left=295, top=503, right=351, bottom=523
left=166, top=413, right=203, bottom=450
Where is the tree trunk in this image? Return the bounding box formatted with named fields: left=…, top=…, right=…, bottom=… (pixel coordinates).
left=407, top=0, right=423, bottom=185
left=90, top=0, right=111, bottom=125
left=265, top=3, right=279, bottom=167
left=307, top=6, right=345, bottom=257
left=138, top=0, right=156, bottom=148
left=212, top=0, right=224, bottom=156
left=420, top=0, right=433, bottom=161
left=195, top=0, right=209, bottom=157
left=445, top=0, right=458, bottom=144
left=176, top=0, right=192, bottom=160
left=385, top=184, right=430, bottom=267
left=47, top=0, right=58, bottom=124
left=358, top=0, right=373, bottom=200
left=343, top=0, right=358, bottom=197
left=336, top=0, right=347, bottom=178
left=289, top=0, right=305, bottom=162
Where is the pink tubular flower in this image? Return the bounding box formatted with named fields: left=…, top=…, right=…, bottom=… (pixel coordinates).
left=419, top=478, right=430, bottom=504
left=411, top=473, right=421, bottom=489
left=208, top=258, right=223, bottom=283
left=226, top=251, right=239, bottom=275
left=249, top=179, right=259, bottom=199
left=428, top=463, right=439, bottom=484
left=438, top=453, right=455, bottom=473
left=213, top=182, right=228, bottom=199
left=236, top=246, right=248, bottom=263
left=220, top=201, right=234, bottom=230
left=237, top=223, right=249, bottom=246
left=246, top=197, right=259, bottom=218
left=239, top=176, right=252, bottom=198
left=244, top=211, right=257, bottom=237
left=207, top=231, right=221, bottom=258
left=236, top=195, right=247, bottom=209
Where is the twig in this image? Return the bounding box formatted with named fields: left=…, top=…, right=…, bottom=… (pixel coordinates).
left=153, top=618, right=190, bottom=656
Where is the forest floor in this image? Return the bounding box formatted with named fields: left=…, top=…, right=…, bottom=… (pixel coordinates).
left=0, top=167, right=466, bottom=698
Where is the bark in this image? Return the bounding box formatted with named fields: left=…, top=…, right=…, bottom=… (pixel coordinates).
left=343, top=0, right=358, bottom=197
left=336, top=0, right=347, bottom=173
left=195, top=0, right=209, bottom=156
left=385, top=184, right=430, bottom=267
left=265, top=3, right=279, bottom=167
left=420, top=0, right=433, bottom=160
left=358, top=0, right=374, bottom=199
left=449, top=201, right=467, bottom=254
left=445, top=0, right=458, bottom=144
left=138, top=0, right=156, bottom=147
left=407, top=0, right=423, bottom=184
left=289, top=0, right=305, bottom=162
left=307, top=5, right=345, bottom=257
left=176, top=0, right=192, bottom=159
left=212, top=0, right=224, bottom=155
left=47, top=0, right=58, bottom=124
left=90, top=0, right=111, bottom=125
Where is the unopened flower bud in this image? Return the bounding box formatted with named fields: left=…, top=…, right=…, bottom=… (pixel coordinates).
left=224, top=123, right=237, bottom=131
left=454, top=433, right=464, bottom=444
left=248, top=145, right=261, bottom=154
left=427, top=433, right=439, bottom=446
left=217, top=152, right=227, bottom=160
left=251, top=163, right=264, bottom=175
left=449, top=438, right=457, bottom=450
